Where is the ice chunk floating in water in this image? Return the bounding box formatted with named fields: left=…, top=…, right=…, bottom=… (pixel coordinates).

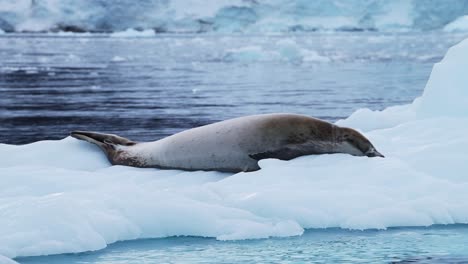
left=110, top=29, right=156, bottom=37
left=2, top=38, right=468, bottom=261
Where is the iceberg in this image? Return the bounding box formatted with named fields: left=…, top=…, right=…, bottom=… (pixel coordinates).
left=444, top=15, right=468, bottom=32
left=1, top=0, right=468, bottom=33
left=0, top=255, right=17, bottom=264
left=2, top=36, right=468, bottom=262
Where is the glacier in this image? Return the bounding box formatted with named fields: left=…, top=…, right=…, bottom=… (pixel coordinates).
left=2, top=0, right=468, bottom=33
left=1, top=35, right=468, bottom=262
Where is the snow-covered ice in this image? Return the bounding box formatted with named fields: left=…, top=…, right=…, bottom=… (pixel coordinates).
left=2, top=37, right=468, bottom=262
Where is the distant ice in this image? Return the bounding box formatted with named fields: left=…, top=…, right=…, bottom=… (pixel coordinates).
left=224, top=46, right=280, bottom=62
left=276, top=39, right=330, bottom=62
left=372, top=0, right=412, bottom=30
left=223, top=39, right=330, bottom=63
left=2, top=0, right=468, bottom=33
left=65, top=53, right=80, bottom=62
left=2, top=36, right=468, bottom=262
left=48, top=31, right=93, bottom=37
left=444, top=15, right=468, bottom=32
left=169, top=0, right=246, bottom=20
left=110, top=29, right=156, bottom=38
left=111, top=56, right=127, bottom=62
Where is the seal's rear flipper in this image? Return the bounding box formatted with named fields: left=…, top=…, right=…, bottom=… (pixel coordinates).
left=71, top=131, right=136, bottom=150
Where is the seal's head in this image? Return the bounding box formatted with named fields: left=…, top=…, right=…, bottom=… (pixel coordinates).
left=336, top=127, right=384, bottom=158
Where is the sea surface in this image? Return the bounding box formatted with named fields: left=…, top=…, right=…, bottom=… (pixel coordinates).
left=2, top=32, right=468, bottom=263
left=1, top=32, right=466, bottom=144
left=17, top=225, right=468, bottom=264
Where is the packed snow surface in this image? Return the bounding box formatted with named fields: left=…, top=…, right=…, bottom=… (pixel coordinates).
left=2, top=38, right=468, bottom=261
left=2, top=0, right=468, bottom=33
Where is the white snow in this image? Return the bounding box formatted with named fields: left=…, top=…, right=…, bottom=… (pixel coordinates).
left=444, top=15, right=468, bottom=32
left=2, top=37, right=468, bottom=261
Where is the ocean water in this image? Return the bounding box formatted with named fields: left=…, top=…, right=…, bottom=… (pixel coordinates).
left=2, top=32, right=468, bottom=263
left=17, top=225, right=468, bottom=264
left=1, top=32, right=466, bottom=144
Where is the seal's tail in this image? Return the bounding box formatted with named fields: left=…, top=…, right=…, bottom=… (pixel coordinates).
left=71, top=131, right=136, bottom=150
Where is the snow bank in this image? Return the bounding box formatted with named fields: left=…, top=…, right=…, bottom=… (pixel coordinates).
left=444, top=15, right=468, bottom=32
left=2, top=0, right=468, bottom=33
left=2, top=38, right=468, bottom=261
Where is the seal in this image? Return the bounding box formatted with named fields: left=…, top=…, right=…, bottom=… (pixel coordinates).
left=71, top=113, right=384, bottom=172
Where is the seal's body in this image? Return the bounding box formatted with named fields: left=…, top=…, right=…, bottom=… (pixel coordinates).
left=71, top=113, right=383, bottom=172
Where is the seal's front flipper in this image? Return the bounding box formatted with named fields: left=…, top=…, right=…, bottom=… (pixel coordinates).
left=71, top=131, right=136, bottom=150
left=249, top=145, right=315, bottom=161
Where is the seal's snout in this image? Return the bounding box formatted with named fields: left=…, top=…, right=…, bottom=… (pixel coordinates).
left=365, top=147, right=385, bottom=158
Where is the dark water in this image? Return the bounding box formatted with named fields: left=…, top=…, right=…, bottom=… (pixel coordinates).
left=1, top=32, right=466, bottom=144
left=17, top=225, right=468, bottom=264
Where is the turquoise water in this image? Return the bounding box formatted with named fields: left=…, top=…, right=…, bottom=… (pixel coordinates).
left=17, top=225, right=468, bottom=263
